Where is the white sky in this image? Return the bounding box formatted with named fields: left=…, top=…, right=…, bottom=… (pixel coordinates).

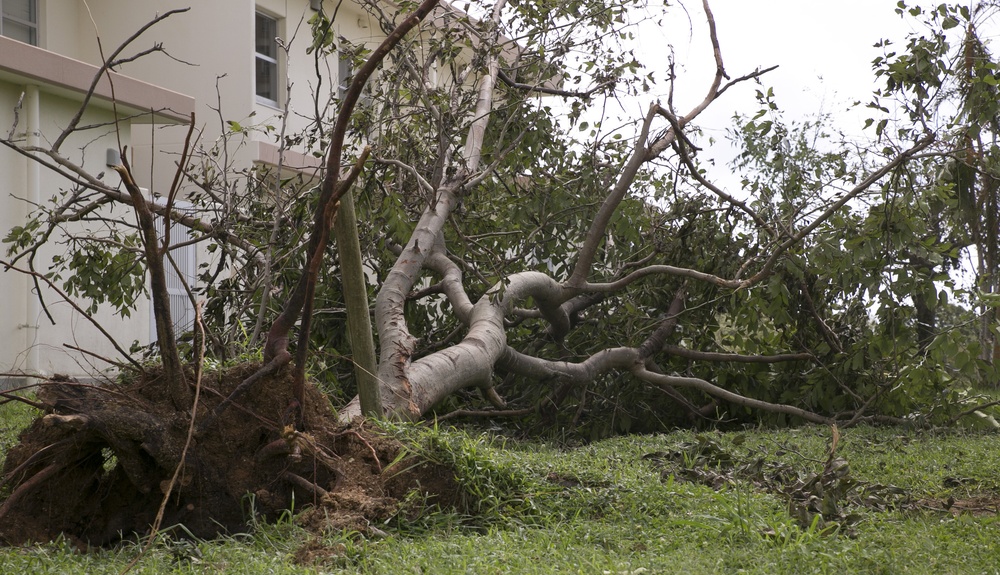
left=623, top=0, right=920, bottom=158
left=620, top=1, right=989, bottom=296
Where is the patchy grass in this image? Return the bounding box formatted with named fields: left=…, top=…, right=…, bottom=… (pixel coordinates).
left=0, top=396, right=35, bottom=456
left=1, top=399, right=998, bottom=574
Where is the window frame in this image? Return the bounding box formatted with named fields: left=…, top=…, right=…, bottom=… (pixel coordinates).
left=254, top=10, right=280, bottom=107
left=337, top=50, right=353, bottom=100
left=338, top=44, right=374, bottom=108
left=0, top=0, right=39, bottom=46
left=151, top=200, right=198, bottom=343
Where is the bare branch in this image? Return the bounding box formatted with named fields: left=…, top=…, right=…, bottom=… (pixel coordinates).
left=740, top=133, right=935, bottom=287
left=660, top=345, right=812, bottom=363
left=662, top=108, right=775, bottom=235
left=567, top=103, right=659, bottom=288
left=496, top=68, right=613, bottom=98
left=585, top=264, right=740, bottom=291
left=52, top=8, right=190, bottom=152
left=632, top=367, right=832, bottom=424
left=437, top=407, right=534, bottom=421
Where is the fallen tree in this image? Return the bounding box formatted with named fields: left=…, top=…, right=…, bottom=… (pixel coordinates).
left=2, top=0, right=998, bottom=545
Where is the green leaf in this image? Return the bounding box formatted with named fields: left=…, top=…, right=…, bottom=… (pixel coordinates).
left=875, top=119, right=888, bottom=137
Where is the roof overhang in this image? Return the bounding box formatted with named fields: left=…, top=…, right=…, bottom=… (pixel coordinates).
left=0, top=36, right=194, bottom=124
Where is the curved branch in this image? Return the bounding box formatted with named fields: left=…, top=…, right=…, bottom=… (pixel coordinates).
left=425, top=249, right=475, bottom=324
left=661, top=345, right=812, bottom=363
left=496, top=68, right=612, bottom=98
left=497, top=345, right=638, bottom=384
left=632, top=367, right=832, bottom=424
left=566, top=103, right=658, bottom=288
left=361, top=0, right=512, bottom=419
left=585, top=264, right=740, bottom=291
left=567, top=0, right=738, bottom=288
left=437, top=407, right=535, bottom=421
left=263, top=0, right=441, bottom=420
left=52, top=8, right=190, bottom=152
left=499, top=339, right=826, bottom=424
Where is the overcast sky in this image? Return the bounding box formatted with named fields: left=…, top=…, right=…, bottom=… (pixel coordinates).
left=609, top=0, right=925, bottom=181
left=671, top=1, right=916, bottom=114
left=613, top=2, right=930, bottom=147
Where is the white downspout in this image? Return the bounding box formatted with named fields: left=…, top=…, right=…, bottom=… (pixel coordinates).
left=23, top=84, right=42, bottom=378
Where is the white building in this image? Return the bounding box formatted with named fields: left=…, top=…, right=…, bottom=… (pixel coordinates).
left=0, top=0, right=396, bottom=387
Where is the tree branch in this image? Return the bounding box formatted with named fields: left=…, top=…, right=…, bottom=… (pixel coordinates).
left=632, top=367, right=832, bottom=424
left=52, top=8, right=190, bottom=152
left=496, top=68, right=612, bottom=98
left=661, top=345, right=812, bottom=363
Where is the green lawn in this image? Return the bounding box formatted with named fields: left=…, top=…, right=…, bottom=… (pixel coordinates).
left=1, top=397, right=998, bottom=574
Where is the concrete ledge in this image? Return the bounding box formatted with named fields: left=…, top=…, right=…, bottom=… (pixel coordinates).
left=0, top=36, right=194, bottom=123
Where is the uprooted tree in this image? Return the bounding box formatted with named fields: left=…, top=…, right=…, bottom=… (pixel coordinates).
left=2, top=0, right=999, bottom=544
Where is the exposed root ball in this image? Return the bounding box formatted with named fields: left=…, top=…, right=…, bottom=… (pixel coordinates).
left=0, top=366, right=457, bottom=546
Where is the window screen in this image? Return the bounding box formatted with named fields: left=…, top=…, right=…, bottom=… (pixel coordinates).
left=152, top=209, right=197, bottom=341
left=255, top=12, right=279, bottom=105
left=1, top=0, right=38, bottom=45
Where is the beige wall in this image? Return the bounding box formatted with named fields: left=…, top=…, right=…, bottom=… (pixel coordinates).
left=63, top=0, right=378, bottom=184
left=0, top=85, right=151, bottom=383
left=1, top=22, right=196, bottom=384
left=0, top=82, right=30, bottom=385
left=1, top=0, right=427, bottom=384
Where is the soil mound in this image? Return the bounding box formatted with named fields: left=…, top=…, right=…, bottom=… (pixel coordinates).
left=0, top=365, right=458, bottom=547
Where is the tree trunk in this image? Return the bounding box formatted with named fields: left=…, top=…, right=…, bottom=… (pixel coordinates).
left=334, top=187, right=381, bottom=417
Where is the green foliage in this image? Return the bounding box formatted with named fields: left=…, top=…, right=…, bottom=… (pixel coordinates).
left=3, top=205, right=148, bottom=318
left=382, top=422, right=538, bottom=524
left=5, top=424, right=1000, bottom=573
left=9, top=0, right=1000, bottom=433
left=54, top=236, right=146, bottom=317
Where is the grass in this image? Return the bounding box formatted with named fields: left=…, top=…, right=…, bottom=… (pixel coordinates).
left=1, top=397, right=999, bottom=574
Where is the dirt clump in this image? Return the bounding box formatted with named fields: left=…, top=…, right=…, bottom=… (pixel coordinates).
left=0, top=365, right=460, bottom=547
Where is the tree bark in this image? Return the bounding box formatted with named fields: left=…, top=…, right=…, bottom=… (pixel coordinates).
left=334, top=188, right=381, bottom=417
left=112, top=163, right=189, bottom=409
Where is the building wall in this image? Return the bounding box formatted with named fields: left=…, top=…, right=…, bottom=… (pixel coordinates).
left=0, top=81, right=30, bottom=387
left=0, top=85, right=151, bottom=386
left=0, top=0, right=420, bottom=386
left=1, top=16, right=195, bottom=386
left=36, top=0, right=81, bottom=54
left=68, top=0, right=377, bottom=187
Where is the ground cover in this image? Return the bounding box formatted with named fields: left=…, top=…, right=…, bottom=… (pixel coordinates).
left=1, top=395, right=999, bottom=574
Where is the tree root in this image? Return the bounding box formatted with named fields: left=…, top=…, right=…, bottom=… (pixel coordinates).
left=0, top=462, right=63, bottom=523
left=0, top=437, right=75, bottom=492
left=282, top=471, right=330, bottom=501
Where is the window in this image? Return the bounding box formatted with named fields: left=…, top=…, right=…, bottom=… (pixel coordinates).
left=338, top=46, right=373, bottom=108
left=337, top=51, right=353, bottom=100
left=1, top=0, right=38, bottom=45
left=152, top=205, right=197, bottom=342
left=255, top=12, right=279, bottom=106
